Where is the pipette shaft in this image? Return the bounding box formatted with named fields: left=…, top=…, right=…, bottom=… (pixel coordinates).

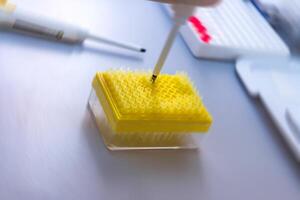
left=0, top=8, right=145, bottom=52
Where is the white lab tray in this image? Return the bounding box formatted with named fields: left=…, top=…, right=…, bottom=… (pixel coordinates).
left=236, top=57, right=300, bottom=161
left=164, top=0, right=290, bottom=60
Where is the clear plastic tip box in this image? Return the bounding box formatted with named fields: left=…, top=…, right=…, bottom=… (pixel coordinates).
left=88, top=70, right=212, bottom=150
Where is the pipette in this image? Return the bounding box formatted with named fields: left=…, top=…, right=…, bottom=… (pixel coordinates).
left=0, top=8, right=146, bottom=53
left=149, top=0, right=220, bottom=82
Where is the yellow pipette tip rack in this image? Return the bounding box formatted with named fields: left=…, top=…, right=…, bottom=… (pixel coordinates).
left=88, top=70, right=212, bottom=150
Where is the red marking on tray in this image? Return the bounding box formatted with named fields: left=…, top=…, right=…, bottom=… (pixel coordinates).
left=201, top=34, right=211, bottom=43
left=188, top=16, right=212, bottom=44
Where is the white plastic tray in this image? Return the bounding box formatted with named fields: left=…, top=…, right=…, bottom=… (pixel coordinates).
left=236, top=57, right=300, bottom=161
left=165, top=0, right=290, bottom=60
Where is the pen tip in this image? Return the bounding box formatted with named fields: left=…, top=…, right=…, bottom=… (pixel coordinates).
left=140, top=48, right=146, bottom=53
left=151, top=75, right=157, bottom=83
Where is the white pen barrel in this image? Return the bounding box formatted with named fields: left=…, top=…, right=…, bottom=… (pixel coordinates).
left=153, top=22, right=181, bottom=76
left=151, top=4, right=195, bottom=81
left=0, top=8, right=88, bottom=43
left=88, top=33, right=144, bottom=52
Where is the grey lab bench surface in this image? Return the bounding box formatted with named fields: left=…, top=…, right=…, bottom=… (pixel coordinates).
left=0, top=0, right=299, bottom=199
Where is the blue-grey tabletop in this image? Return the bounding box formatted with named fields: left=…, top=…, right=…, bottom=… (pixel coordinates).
left=0, top=0, right=299, bottom=199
